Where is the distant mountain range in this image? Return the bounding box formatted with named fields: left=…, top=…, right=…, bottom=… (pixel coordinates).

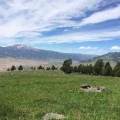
left=0, top=44, right=96, bottom=61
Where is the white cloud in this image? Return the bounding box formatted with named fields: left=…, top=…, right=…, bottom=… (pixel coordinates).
left=30, top=29, right=120, bottom=44
left=80, top=5, right=120, bottom=26
left=79, top=46, right=97, bottom=50
left=110, top=46, right=120, bottom=50
left=0, top=0, right=120, bottom=45
left=0, top=0, right=103, bottom=38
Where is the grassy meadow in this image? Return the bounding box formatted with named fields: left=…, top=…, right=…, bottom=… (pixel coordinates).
left=0, top=70, right=120, bottom=120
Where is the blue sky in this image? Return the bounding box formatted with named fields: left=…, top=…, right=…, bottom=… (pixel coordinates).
left=0, top=0, right=120, bottom=55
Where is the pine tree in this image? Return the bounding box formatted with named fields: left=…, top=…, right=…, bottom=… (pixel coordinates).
left=113, top=61, right=120, bottom=77
left=7, top=68, right=10, bottom=71
left=85, top=64, right=94, bottom=75
left=38, top=65, right=43, bottom=70
left=46, top=67, right=51, bottom=70
left=11, top=65, right=16, bottom=71
left=102, top=62, right=112, bottom=76
left=73, top=66, right=78, bottom=73
left=78, top=64, right=83, bottom=74
left=94, top=59, right=104, bottom=75
left=51, top=65, right=56, bottom=70
left=18, top=65, right=23, bottom=70
left=81, top=65, right=86, bottom=74
left=31, top=67, right=36, bottom=70
left=88, top=64, right=94, bottom=75
left=61, top=59, right=73, bottom=74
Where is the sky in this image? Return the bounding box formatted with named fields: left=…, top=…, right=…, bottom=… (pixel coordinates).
left=0, top=0, right=120, bottom=55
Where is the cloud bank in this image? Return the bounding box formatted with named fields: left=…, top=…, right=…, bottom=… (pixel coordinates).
left=0, top=0, right=120, bottom=45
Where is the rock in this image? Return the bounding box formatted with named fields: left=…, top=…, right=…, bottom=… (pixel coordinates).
left=80, top=84, right=91, bottom=89
left=42, top=113, right=65, bottom=120
left=80, top=84, right=106, bottom=93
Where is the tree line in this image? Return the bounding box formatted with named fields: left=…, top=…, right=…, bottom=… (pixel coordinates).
left=7, top=59, right=120, bottom=77
left=61, top=59, right=120, bottom=77
left=7, top=65, right=57, bottom=71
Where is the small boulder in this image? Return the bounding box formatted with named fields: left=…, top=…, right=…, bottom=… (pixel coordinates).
left=80, top=84, right=91, bottom=89
left=42, top=113, right=65, bottom=120
left=80, top=84, right=106, bottom=93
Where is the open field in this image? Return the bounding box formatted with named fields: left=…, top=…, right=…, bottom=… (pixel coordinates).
left=0, top=70, right=120, bottom=120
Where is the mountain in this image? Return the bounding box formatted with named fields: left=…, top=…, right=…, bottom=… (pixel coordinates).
left=94, top=52, right=120, bottom=62
left=81, top=52, right=120, bottom=64
left=0, top=44, right=95, bottom=61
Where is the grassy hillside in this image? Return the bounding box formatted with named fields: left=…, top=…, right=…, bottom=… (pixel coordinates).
left=0, top=70, right=120, bottom=120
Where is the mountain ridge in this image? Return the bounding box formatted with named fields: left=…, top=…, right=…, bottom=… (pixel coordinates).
left=0, top=44, right=96, bottom=61
left=81, top=52, right=120, bottom=64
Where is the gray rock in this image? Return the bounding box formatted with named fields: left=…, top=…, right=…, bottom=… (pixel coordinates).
left=80, top=84, right=106, bottom=93
left=80, top=84, right=91, bottom=89
left=42, top=113, right=65, bottom=120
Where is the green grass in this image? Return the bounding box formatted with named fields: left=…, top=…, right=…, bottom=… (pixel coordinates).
left=0, top=70, right=120, bottom=120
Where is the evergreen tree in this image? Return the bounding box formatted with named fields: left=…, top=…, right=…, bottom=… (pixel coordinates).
left=46, top=67, right=51, bottom=70
left=88, top=64, right=94, bottom=75
left=102, top=62, right=112, bottom=76
left=51, top=65, right=56, bottom=70
left=31, top=67, right=36, bottom=70
left=11, top=65, right=16, bottom=71
left=31, top=67, right=34, bottom=70
left=94, top=59, right=104, bottom=75
left=84, top=64, right=93, bottom=75
left=78, top=64, right=83, bottom=74
left=73, top=66, right=78, bottom=73
left=61, top=59, right=73, bottom=74
left=113, top=61, right=120, bottom=77
left=38, top=65, right=43, bottom=70
left=7, top=68, right=10, bottom=71
left=85, top=65, right=89, bottom=74
left=81, top=65, right=86, bottom=74
left=18, top=65, right=23, bottom=70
